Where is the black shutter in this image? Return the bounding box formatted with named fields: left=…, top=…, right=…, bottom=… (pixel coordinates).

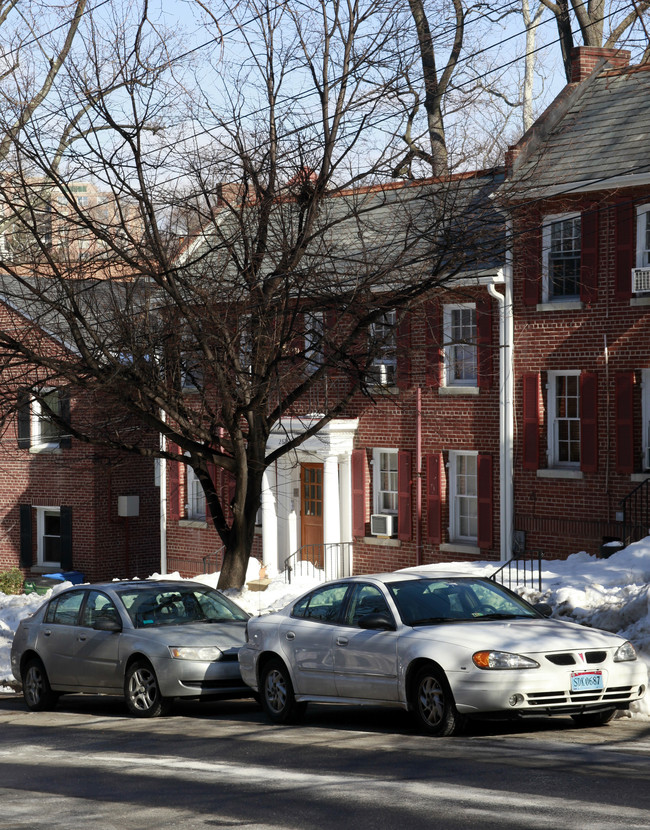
left=17, top=392, right=31, bottom=449
left=19, top=505, right=33, bottom=567
left=60, top=506, right=73, bottom=570
left=59, top=391, right=71, bottom=449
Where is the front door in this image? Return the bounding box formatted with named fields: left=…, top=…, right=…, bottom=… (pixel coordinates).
left=301, top=463, right=324, bottom=567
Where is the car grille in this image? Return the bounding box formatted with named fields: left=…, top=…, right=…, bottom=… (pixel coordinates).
left=525, top=685, right=636, bottom=706
left=545, top=650, right=608, bottom=666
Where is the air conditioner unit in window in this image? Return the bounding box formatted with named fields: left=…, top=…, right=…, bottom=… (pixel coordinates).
left=632, top=267, right=650, bottom=293
left=370, top=513, right=396, bottom=536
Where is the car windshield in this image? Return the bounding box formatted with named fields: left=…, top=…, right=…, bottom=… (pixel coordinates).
left=117, top=585, right=249, bottom=628
left=386, top=577, right=539, bottom=626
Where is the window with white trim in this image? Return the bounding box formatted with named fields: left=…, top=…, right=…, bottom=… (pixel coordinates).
left=443, top=304, right=477, bottom=386
left=542, top=214, right=581, bottom=301
left=547, top=370, right=580, bottom=467
left=636, top=204, right=650, bottom=268
left=305, top=311, right=324, bottom=374
left=372, top=448, right=398, bottom=514
left=185, top=464, right=206, bottom=520
left=22, top=389, right=69, bottom=452
left=369, top=310, right=396, bottom=386
left=36, top=507, right=61, bottom=566
left=448, top=451, right=477, bottom=542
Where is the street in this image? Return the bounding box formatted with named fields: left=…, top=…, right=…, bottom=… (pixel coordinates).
left=1, top=692, right=650, bottom=829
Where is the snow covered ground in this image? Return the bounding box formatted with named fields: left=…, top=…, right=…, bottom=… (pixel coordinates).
left=2, top=539, right=650, bottom=718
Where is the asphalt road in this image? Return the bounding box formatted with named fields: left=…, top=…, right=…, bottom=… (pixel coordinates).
left=1, top=691, right=650, bottom=829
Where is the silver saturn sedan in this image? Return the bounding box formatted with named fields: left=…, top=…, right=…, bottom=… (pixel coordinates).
left=239, top=573, right=648, bottom=736
left=11, top=580, right=251, bottom=717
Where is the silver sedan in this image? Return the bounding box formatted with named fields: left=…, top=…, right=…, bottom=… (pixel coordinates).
left=11, top=580, right=250, bottom=717
left=239, top=573, right=648, bottom=735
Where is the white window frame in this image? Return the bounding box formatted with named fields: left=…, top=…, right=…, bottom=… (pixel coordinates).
left=31, top=389, right=63, bottom=452
left=443, top=303, right=477, bottom=386
left=305, top=311, right=324, bottom=374
left=185, top=463, right=206, bottom=521
left=372, top=448, right=398, bottom=515
left=642, top=369, right=650, bottom=471
left=636, top=204, right=650, bottom=269
left=36, top=506, right=61, bottom=567
left=448, top=451, right=478, bottom=543
left=370, top=310, right=397, bottom=387
left=547, top=370, right=581, bottom=468
left=542, top=213, right=581, bottom=303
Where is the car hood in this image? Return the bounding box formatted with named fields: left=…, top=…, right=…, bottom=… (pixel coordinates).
left=408, top=617, right=625, bottom=654
left=125, top=621, right=247, bottom=650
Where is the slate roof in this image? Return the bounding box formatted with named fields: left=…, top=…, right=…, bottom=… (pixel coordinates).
left=502, top=63, right=650, bottom=196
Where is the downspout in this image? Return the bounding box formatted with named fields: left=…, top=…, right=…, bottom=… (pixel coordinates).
left=416, top=386, right=423, bottom=566
left=159, top=416, right=167, bottom=575
left=488, top=264, right=514, bottom=561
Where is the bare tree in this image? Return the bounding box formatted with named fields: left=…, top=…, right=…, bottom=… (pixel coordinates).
left=0, top=0, right=503, bottom=588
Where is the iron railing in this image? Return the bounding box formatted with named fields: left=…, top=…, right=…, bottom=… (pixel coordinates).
left=489, top=550, right=543, bottom=593
left=619, top=477, right=650, bottom=546
left=165, top=547, right=224, bottom=578
left=284, top=542, right=353, bottom=584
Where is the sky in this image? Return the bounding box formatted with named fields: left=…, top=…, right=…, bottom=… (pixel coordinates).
left=1, top=539, right=649, bottom=720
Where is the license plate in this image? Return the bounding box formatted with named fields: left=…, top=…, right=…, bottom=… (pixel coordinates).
left=571, top=670, right=603, bottom=692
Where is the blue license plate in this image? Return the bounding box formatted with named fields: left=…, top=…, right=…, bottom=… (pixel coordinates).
left=571, top=670, right=603, bottom=692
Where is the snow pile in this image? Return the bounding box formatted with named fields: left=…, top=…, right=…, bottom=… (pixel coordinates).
left=2, top=541, right=650, bottom=718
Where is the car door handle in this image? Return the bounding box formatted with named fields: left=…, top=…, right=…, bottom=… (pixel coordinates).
left=78, top=635, right=87, bottom=642
left=285, top=631, right=296, bottom=641
left=43, top=629, right=52, bottom=637
left=336, top=637, right=349, bottom=647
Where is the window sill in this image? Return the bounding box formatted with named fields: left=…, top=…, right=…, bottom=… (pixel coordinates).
left=179, top=519, right=209, bottom=529
left=536, top=300, right=584, bottom=312
left=362, top=535, right=400, bottom=547
left=631, top=473, right=650, bottom=482
left=630, top=296, right=650, bottom=307
left=439, top=542, right=480, bottom=556
left=29, top=445, right=62, bottom=455
left=31, top=564, right=62, bottom=574
left=537, top=468, right=584, bottom=480
left=438, top=386, right=480, bottom=396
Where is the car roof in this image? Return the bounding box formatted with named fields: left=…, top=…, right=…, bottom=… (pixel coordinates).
left=56, top=579, right=210, bottom=592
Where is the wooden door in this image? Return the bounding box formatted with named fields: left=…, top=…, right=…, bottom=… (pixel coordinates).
left=301, top=463, right=324, bottom=567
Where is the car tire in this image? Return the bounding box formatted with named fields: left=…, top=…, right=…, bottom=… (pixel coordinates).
left=571, top=708, right=617, bottom=728
left=410, top=664, right=465, bottom=737
left=260, top=658, right=306, bottom=724
left=22, top=657, right=59, bottom=712
left=124, top=660, right=172, bottom=718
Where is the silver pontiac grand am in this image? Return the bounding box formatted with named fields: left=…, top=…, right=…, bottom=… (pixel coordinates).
left=239, top=573, right=648, bottom=735
left=11, top=580, right=250, bottom=717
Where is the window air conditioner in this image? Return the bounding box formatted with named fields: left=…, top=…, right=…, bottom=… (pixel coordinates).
left=632, top=268, right=650, bottom=293
left=370, top=514, right=396, bottom=536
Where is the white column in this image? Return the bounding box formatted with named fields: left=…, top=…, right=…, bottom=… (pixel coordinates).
left=261, top=465, right=278, bottom=573
left=323, top=454, right=340, bottom=577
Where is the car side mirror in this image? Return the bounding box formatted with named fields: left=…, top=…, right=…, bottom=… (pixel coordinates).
left=533, top=602, right=553, bottom=618
left=94, top=616, right=122, bottom=632
left=358, top=612, right=396, bottom=631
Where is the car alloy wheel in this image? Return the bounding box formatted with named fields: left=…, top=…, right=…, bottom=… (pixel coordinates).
left=22, top=658, right=59, bottom=711
left=125, top=660, right=171, bottom=718
left=411, top=664, right=464, bottom=737
left=260, top=658, right=306, bottom=724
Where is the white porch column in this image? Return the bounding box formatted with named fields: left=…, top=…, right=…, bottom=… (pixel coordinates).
left=323, top=454, right=341, bottom=576
left=261, top=465, right=278, bottom=572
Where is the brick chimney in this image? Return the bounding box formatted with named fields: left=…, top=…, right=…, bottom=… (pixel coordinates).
left=570, top=46, right=631, bottom=83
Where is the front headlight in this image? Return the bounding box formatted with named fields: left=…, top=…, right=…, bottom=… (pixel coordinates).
left=473, top=650, right=540, bottom=670
left=614, top=641, right=637, bottom=662
left=168, top=646, right=223, bottom=661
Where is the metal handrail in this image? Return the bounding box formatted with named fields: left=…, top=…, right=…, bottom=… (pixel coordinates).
left=284, top=542, right=353, bottom=584
left=619, top=477, right=650, bottom=546
left=489, top=550, right=543, bottom=593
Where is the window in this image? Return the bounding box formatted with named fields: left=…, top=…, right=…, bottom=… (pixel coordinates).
left=18, top=389, right=70, bottom=452
left=372, top=449, right=398, bottom=514
left=448, top=451, right=477, bottom=542
left=636, top=205, right=650, bottom=276
left=547, top=371, right=580, bottom=467
left=44, top=590, right=85, bottom=626
left=37, top=507, right=62, bottom=566
left=180, top=353, right=203, bottom=390
left=185, top=464, right=206, bottom=520
left=81, top=591, right=120, bottom=628
left=305, top=311, right=324, bottom=374
left=290, top=583, right=349, bottom=623
left=543, top=214, right=581, bottom=301
left=369, top=310, right=396, bottom=386
left=443, top=304, right=477, bottom=385
left=344, top=583, right=392, bottom=627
